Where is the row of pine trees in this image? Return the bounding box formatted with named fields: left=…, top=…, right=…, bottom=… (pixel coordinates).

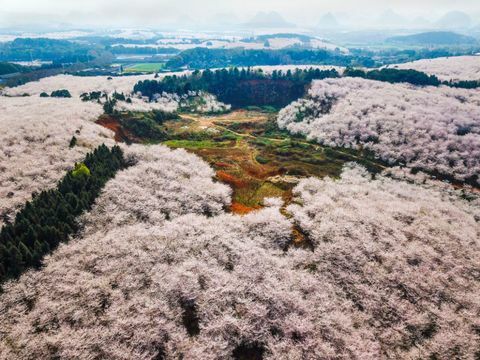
left=0, top=145, right=126, bottom=285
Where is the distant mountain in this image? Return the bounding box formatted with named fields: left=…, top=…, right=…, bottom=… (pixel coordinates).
left=386, top=31, right=478, bottom=46
left=244, top=11, right=294, bottom=28
left=376, top=9, right=407, bottom=28
left=253, top=33, right=313, bottom=42
left=212, top=13, right=239, bottom=26
left=410, top=16, right=431, bottom=29
left=318, top=13, right=340, bottom=29
left=435, top=11, right=472, bottom=29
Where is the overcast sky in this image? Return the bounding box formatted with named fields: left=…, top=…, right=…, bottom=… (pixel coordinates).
left=1, top=0, right=479, bottom=29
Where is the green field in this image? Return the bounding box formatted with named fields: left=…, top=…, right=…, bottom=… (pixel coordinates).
left=124, top=63, right=165, bottom=73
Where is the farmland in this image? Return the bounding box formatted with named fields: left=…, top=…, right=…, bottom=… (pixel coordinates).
left=123, top=62, right=165, bottom=73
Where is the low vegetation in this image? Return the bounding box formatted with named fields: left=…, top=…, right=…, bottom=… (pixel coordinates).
left=98, top=110, right=384, bottom=213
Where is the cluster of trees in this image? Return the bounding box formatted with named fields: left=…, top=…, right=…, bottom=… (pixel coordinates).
left=0, top=62, right=25, bottom=76
left=447, top=79, right=480, bottom=89
left=0, top=145, right=125, bottom=283
left=110, top=45, right=179, bottom=55
left=1, top=149, right=478, bottom=358
left=0, top=95, right=111, bottom=227
left=117, top=110, right=179, bottom=140
left=344, top=67, right=480, bottom=88
left=80, top=91, right=104, bottom=101
left=344, top=68, right=442, bottom=86
left=79, top=91, right=131, bottom=113
left=47, top=89, right=72, bottom=98
left=164, top=47, right=480, bottom=70
left=165, top=48, right=371, bottom=69
left=0, top=38, right=103, bottom=63
left=134, top=67, right=340, bottom=108
left=391, top=56, right=480, bottom=82
left=348, top=47, right=480, bottom=66
left=278, top=77, right=480, bottom=185
left=134, top=66, right=479, bottom=110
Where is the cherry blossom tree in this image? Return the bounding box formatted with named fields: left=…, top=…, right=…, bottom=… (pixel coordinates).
left=278, top=77, right=480, bottom=184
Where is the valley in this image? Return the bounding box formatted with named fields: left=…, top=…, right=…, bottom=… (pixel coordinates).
left=97, top=109, right=385, bottom=214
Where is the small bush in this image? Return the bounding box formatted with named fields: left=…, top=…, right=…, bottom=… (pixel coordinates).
left=69, top=136, right=77, bottom=148
left=255, top=155, right=269, bottom=164
left=50, top=89, right=72, bottom=98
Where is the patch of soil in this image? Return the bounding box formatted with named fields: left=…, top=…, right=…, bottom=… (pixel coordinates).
left=230, top=201, right=260, bottom=215
left=96, top=115, right=139, bottom=143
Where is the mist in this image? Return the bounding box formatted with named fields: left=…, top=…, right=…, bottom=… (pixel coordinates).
left=1, top=0, right=479, bottom=30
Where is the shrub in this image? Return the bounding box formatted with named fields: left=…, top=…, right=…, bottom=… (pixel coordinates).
left=50, top=89, right=72, bottom=98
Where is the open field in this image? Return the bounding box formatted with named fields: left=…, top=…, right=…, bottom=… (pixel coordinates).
left=123, top=62, right=165, bottom=73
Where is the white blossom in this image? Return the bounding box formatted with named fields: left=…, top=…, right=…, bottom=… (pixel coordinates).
left=278, top=77, right=480, bottom=183
left=387, top=56, right=480, bottom=82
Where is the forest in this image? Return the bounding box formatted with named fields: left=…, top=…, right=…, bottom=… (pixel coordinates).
left=0, top=38, right=103, bottom=63
left=0, top=145, right=126, bottom=284
left=134, top=66, right=479, bottom=110
left=134, top=67, right=341, bottom=108
left=0, top=61, right=26, bottom=76
left=344, top=67, right=480, bottom=88
left=165, top=46, right=480, bottom=69
left=166, top=48, right=372, bottom=69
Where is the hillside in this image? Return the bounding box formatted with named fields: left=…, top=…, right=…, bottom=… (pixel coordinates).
left=386, top=31, right=478, bottom=46
left=0, top=62, right=24, bottom=76
left=0, top=71, right=479, bottom=359
left=278, top=77, right=480, bottom=185
left=389, top=55, right=480, bottom=81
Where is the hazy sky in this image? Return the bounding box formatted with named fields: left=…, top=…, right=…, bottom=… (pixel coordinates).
left=1, top=0, right=479, bottom=28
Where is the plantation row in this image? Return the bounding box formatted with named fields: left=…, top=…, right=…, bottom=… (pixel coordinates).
left=0, top=145, right=126, bottom=284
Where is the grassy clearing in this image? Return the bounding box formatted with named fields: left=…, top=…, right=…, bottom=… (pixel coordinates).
left=124, top=63, right=165, bottom=73
left=102, top=110, right=385, bottom=214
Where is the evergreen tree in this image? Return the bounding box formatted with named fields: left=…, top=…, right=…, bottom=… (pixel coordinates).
left=0, top=145, right=126, bottom=284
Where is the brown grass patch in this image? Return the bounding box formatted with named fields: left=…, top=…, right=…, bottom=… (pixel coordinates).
left=215, top=162, right=233, bottom=168
left=216, top=171, right=248, bottom=188
left=230, top=202, right=259, bottom=215
left=96, top=115, right=139, bottom=143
